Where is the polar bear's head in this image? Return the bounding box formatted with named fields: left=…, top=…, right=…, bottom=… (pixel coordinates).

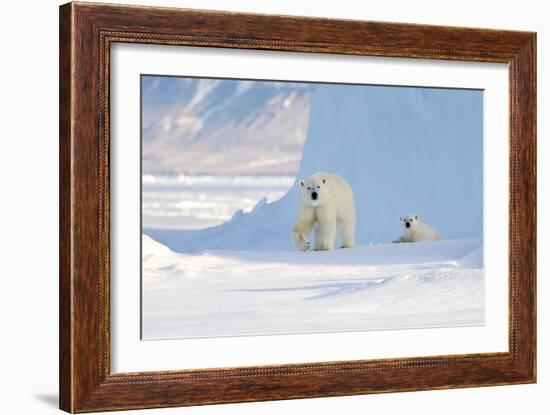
left=300, top=173, right=329, bottom=207
left=400, top=214, right=420, bottom=231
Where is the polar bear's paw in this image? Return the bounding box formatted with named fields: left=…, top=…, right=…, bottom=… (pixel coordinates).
left=315, top=240, right=334, bottom=251
left=296, top=236, right=310, bottom=251
left=340, top=242, right=355, bottom=249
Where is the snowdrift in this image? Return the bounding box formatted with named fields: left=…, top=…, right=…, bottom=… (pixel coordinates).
left=142, top=236, right=483, bottom=339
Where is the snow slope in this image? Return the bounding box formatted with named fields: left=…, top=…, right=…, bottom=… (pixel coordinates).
left=142, top=236, right=483, bottom=339
left=145, top=84, right=483, bottom=251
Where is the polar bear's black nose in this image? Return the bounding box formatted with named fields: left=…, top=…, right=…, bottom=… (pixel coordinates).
left=311, top=192, right=318, bottom=200
left=405, top=222, right=410, bottom=228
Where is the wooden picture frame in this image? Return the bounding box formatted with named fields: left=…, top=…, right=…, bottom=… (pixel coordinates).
left=59, top=2, right=536, bottom=412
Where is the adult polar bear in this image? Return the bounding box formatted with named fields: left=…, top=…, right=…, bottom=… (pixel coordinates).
left=293, top=172, right=356, bottom=251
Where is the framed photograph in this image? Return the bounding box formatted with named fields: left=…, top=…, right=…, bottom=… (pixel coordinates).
left=59, top=2, right=536, bottom=412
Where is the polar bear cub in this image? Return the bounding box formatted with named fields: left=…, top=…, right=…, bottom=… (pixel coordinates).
left=293, top=172, right=356, bottom=251
left=393, top=215, right=442, bottom=243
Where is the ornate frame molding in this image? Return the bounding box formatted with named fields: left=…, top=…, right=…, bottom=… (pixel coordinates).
left=60, top=2, right=536, bottom=412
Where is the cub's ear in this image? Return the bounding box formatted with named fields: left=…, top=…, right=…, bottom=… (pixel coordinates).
left=415, top=215, right=419, bottom=220
left=322, top=179, right=326, bottom=184
left=400, top=217, right=403, bottom=222
left=300, top=180, right=304, bottom=187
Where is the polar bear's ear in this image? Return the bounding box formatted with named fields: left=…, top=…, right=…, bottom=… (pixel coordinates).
left=300, top=180, right=304, bottom=187
left=415, top=215, right=419, bottom=220
left=400, top=217, right=403, bottom=222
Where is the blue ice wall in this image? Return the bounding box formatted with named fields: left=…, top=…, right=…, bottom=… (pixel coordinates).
left=298, top=84, right=483, bottom=243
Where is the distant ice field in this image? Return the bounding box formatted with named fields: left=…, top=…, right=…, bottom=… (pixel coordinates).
left=142, top=174, right=295, bottom=230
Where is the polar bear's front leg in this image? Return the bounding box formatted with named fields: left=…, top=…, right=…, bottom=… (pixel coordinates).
left=293, top=208, right=315, bottom=251
left=393, top=235, right=410, bottom=243
left=315, top=206, right=336, bottom=251
left=313, top=225, right=321, bottom=250
left=316, top=220, right=336, bottom=250
left=294, top=233, right=311, bottom=251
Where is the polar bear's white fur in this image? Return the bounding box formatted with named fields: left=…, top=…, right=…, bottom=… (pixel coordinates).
left=393, top=215, right=442, bottom=243
left=292, top=172, right=356, bottom=251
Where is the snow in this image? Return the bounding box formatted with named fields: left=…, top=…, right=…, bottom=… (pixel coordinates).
left=184, top=79, right=222, bottom=112
left=142, top=175, right=294, bottom=230
left=142, top=236, right=483, bottom=339
left=141, top=83, right=484, bottom=339
left=141, top=76, right=313, bottom=175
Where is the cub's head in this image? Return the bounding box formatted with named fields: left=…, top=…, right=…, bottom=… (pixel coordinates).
left=400, top=214, right=420, bottom=231
left=300, top=174, right=329, bottom=207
